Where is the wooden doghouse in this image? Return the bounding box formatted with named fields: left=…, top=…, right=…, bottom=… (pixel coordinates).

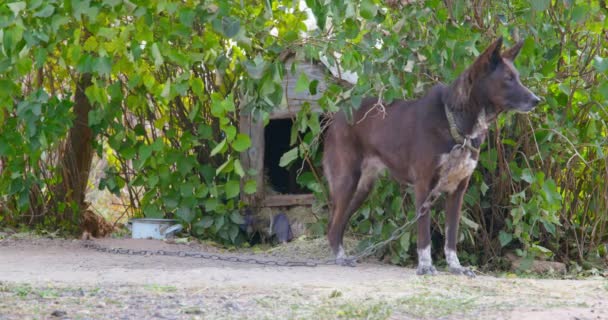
left=239, top=58, right=336, bottom=208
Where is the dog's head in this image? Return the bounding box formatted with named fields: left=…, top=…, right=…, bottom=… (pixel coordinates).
left=468, top=37, right=541, bottom=113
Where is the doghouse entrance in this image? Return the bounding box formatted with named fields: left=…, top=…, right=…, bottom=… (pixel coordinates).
left=264, top=119, right=310, bottom=194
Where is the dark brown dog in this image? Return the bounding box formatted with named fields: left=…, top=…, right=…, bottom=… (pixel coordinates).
left=323, top=37, right=540, bottom=276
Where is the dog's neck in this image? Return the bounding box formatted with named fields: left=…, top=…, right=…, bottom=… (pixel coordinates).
left=444, top=104, right=488, bottom=143
left=442, top=75, right=499, bottom=147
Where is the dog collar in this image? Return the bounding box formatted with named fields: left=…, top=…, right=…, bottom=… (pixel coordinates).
left=444, top=104, right=482, bottom=153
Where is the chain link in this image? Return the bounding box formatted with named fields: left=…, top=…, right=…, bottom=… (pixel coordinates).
left=82, top=197, right=437, bottom=268
left=82, top=241, right=335, bottom=267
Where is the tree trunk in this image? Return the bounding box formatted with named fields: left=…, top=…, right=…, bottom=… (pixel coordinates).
left=55, top=73, right=94, bottom=227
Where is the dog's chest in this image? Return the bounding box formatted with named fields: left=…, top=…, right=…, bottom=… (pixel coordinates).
left=436, top=148, right=478, bottom=193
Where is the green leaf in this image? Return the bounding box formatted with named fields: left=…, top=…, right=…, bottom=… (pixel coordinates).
left=344, top=18, right=359, bottom=39
left=233, top=159, right=245, bottom=177
left=214, top=215, right=225, bottom=230
left=461, top=216, right=479, bottom=230
left=521, top=169, right=535, bottom=183
left=8, top=2, right=26, bottom=16
left=176, top=207, right=194, bottom=223
left=399, top=232, right=411, bottom=249
left=151, top=43, right=164, bottom=67
left=163, top=193, right=179, bottom=209
left=94, top=57, right=112, bottom=76
left=230, top=211, right=245, bottom=224
left=279, top=147, right=298, bottom=167
left=531, top=0, right=549, bottom=11
left=498, top=231, right=512, bottom=247
left=211, top=94, right=236, bottom=113
left=295, top=72, right=309, bottom=93
left=598, top=81, right=608, bottom=100
left=197, top=216, right=214, bottom=229
left=143, top=204, right=163, bottom=218
left=134, top=146, right=153, bottom=170
left=191, top=77, right=205, bottom=98
left=221, top=16, right=240, bottom=38
left=216, top=157, right=233, bottom=175
left=210, top=138, right=227, bottom=157
left=232, top=134, right=251, bottom=152
left=571, top=4, right=588, bottom=23
left=244, top=180, right=256, bottom=194
left=204, top=198, right=218, bottom=212
left=229, top=224, right=239, bottom=242
left=34, top=4, right=55, bottom=17
left=244, top=55, right=268, bottom=80
left=480, top=149, right=497, bottom=171
left=542, top=219, right=556, bottom=236
left=541, top=178, right=562, bottom=207
left=593, top=56, right=608, bottom=74
left=179, top=182, right=194, bottom=197
left=225, top=180, right=240, bottom=199
left=531, top=244, right=553, bottom=257
left=3, top=26, right=24, bottom=56
left=309, top=79, right=319, bottom=95
left=480, top=181, right=489, bottom=196
left=223, top=125, right=237, bottom=141
left=360, top=0, right=377, bottom=20
left=73, top=0, right=98, bottom=21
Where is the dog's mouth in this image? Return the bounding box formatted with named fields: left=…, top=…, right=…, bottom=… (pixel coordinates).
left=512, top=103, right=536, bottom=113
left=510, top=95, right=541, bottom=113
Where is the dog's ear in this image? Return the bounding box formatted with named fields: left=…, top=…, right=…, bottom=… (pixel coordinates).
left=469, top=37, right=503, bottom=80
left=502, top=40, right=524, bottom=61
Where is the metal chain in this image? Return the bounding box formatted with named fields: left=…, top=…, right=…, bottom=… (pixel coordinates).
left=343, top=189, right=441, bottom=265
left=343, top=213, right=422, bottom=265
left=83, top=194, right=439, bottom=268
left=82, top=241, right=335, bottom=267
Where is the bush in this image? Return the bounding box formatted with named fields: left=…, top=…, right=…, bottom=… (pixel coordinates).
left=0, top=1, right=606, bottom=268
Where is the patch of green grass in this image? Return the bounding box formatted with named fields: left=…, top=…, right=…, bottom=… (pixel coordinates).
left=397, top=293, right=476, bottom=318
left=11, top=284, right=33, bottom=298
left=88, top=287, right=101, bottom=296
left=104, top=297, right=122, bottom=305
left=37, top=288, right=59, bottom=299
left=329, top=290, right=342, bottom=299
left=315, top=301, right=392, bottom=320
left=182, top=307, right=204, bottom=315
left=255, top=297, right=273, bottom=308
left=143, top=284, right=178, bottom=293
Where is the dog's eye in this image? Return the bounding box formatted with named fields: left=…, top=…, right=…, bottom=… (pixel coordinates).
left=505, top=74, right=514, bottom=82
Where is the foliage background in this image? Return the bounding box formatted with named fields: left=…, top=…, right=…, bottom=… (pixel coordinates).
left=0, top=0, right=606, bottom=269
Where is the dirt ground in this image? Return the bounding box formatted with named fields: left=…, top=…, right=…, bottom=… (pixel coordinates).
left=0, top=236, right=606, bottom=320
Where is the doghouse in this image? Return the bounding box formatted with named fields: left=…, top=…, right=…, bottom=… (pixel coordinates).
left=239, top=56, right=352, bottom=210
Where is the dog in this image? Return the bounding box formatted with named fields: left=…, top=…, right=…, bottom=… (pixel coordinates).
left=323, top=37, right=540, bottom=276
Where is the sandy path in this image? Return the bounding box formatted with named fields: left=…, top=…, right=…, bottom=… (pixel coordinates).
left=0, top=238, right=606, bottom=320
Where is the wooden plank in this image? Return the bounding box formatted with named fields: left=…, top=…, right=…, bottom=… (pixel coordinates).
left=251, top=118, right=265, bottom=200
left=269, top=106, right=324, bottom=119
left=238, top=113, right=252, bottom=205
left=239, top=112, right=266, bottom=205
left=283, top=60, right=328, bottom=104
left=261, top=194, right=315, bottom=207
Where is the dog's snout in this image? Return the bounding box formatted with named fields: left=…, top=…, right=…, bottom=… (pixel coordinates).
left=530, top=94, right=541, bottom=106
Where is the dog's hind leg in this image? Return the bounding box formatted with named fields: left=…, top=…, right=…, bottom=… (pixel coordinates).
left=444, top=178, right=476, bottom=277
left=331, top=157, right=382, bottom=266
left=327, top=172, right=359, bottom=263
left=415, top=181, right=438, bottom=275
left=325, top=146, right=361, bottom=264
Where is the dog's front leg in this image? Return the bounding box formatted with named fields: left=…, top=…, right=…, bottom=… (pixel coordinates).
left=444, top=178, right=476, bottom=278
left=415, top=183, right=437, bottom=276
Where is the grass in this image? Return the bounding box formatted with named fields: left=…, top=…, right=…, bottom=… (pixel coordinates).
left=0, top=280, right=605, bottom=320
left=143, top=284, right=178, bottom=293
left=397, top=293, right=477, bottom=318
